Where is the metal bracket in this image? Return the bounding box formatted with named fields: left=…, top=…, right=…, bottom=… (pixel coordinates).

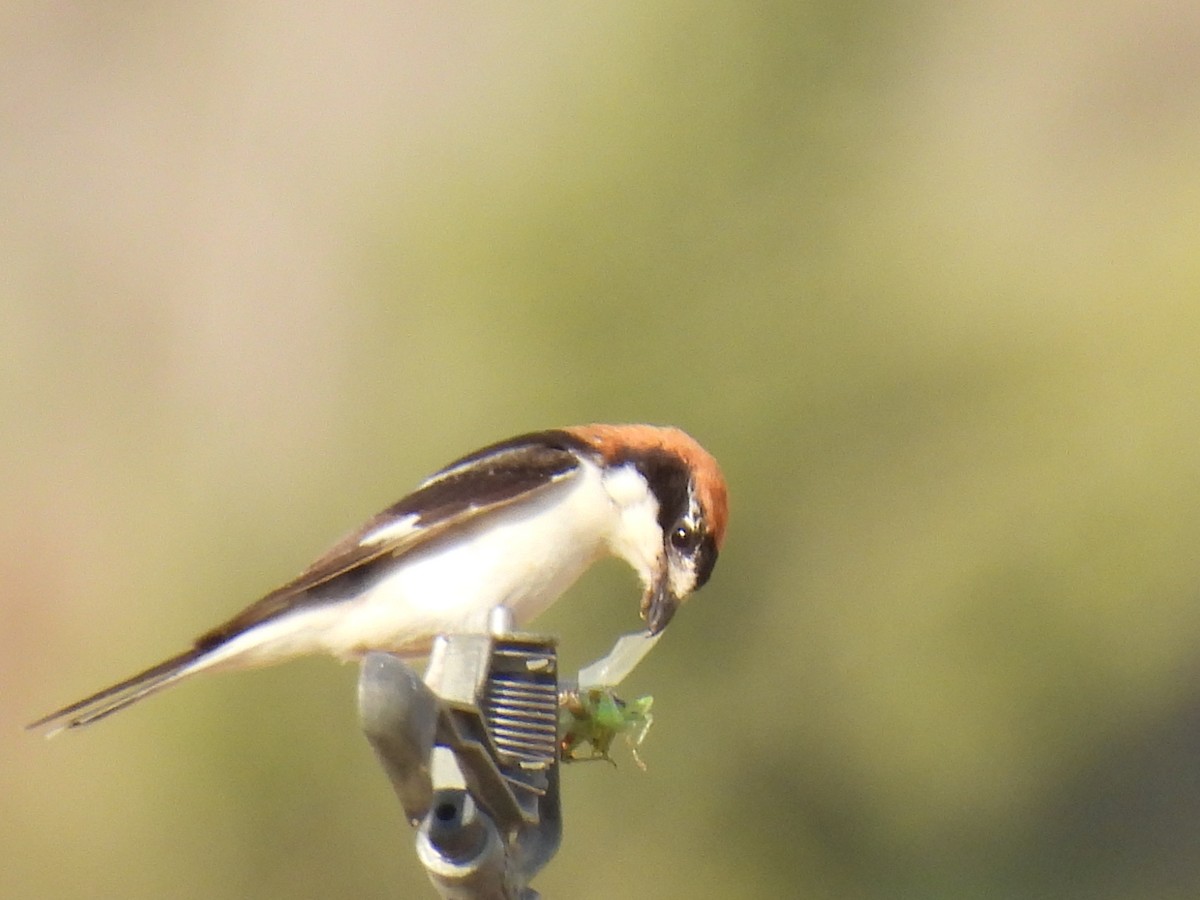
left=359, top=608, right=665, bottom=898
left=358, top=609, right=561, bottom=899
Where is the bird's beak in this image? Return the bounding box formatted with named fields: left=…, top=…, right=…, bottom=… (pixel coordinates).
left=642, top=578, right=680, bottom=636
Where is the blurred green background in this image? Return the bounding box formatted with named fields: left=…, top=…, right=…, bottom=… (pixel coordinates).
left=5, top=3, right=1200, bottom=898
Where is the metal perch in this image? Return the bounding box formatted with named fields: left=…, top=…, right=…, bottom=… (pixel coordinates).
left=358, top=607, right=662, bottom=898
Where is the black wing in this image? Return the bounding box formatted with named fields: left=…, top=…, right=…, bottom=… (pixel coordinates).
left=194, top=432, right=588, bottom=647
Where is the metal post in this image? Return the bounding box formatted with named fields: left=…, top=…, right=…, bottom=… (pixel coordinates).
left=358, top=610, right=561, bottom=899
left=359, top=611, right=663, bottom=898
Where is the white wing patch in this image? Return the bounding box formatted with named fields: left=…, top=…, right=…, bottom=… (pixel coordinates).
left=358, top=513, right=422, bottom=548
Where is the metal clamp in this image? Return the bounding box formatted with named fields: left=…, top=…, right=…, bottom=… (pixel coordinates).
left=358, top=608, right=561, bottom=899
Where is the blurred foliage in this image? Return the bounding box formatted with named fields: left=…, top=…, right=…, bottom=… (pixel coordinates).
left=5, top=3, right=1200, bottom=898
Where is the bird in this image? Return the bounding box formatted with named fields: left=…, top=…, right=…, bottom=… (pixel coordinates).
left=29, top=424, right=728, bottom=735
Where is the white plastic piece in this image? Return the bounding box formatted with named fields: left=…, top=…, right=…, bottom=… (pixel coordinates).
left=577, top=630, right=663, bottom=688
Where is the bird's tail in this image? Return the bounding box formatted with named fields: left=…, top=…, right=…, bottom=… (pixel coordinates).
left=26, top=646, right=214, bottom=737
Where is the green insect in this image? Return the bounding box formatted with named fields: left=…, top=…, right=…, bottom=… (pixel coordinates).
left=558, top=687, right=654, bottom=770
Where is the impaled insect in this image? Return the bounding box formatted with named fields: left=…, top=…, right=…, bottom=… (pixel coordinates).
left=558, top=687, right=654, bottom=770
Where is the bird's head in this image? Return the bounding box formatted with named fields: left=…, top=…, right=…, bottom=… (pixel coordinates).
left=569, top=424, right=728, bottom=635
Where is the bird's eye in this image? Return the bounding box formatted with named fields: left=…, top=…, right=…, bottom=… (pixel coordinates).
left=671, top=522, right=701, bottom=552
